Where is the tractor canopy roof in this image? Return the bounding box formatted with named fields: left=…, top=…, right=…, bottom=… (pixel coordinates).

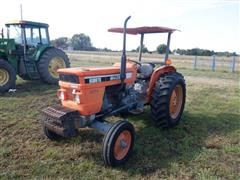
left=5, top=20, right=49, bottom=28
left=108, top=26, right=178, bottom=35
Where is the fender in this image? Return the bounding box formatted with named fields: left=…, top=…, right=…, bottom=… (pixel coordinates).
left=146, top=65, right=176, bottom=102
left=34, top=45, right=54, bottom=61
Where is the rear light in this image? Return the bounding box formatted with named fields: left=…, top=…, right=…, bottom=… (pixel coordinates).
left=165, top=59, right=172, bottom=65
left=57, top=89, right=67, bottom=101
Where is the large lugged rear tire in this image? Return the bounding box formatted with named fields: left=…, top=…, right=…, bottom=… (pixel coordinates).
left=150, top=72, right=186, bottom=128
left=102, top=120, right=135, bottom=167
left=38, top=48, right=70, bottom=84
left=0, top=60, right=16, bottom=93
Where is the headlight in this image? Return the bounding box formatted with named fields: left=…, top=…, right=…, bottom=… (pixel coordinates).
left=72, top=90, right=81, bottom=104
left=57, top=90, right=66, bottom=100
left=74, top=94, right=81, bottom=104
left=60, top=91, right=65, bottom=100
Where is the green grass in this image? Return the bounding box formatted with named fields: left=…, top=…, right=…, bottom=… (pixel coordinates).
left=0, top=58, right=239, bottom=179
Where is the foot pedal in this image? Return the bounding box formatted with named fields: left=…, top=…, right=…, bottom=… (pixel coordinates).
left=129, top=108, right=144, bottom=115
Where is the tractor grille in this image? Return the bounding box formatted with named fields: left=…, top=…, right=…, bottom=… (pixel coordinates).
left=59, top=74, right=79, bottom=84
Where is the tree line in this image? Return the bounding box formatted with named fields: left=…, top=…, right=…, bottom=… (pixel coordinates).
left=51, top=34, right=237, bottom=56
left=51, top=34, right=96, bottom=51
left=173, top=48, right=237, bottom=57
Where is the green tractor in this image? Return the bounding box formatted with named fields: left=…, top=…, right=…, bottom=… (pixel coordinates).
left=0, top=20, right=70, bottom=92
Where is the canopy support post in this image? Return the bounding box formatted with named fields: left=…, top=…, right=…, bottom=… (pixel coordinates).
left=138, top=33, right=144, bottom=62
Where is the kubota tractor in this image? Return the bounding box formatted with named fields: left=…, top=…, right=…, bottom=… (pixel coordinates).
left=42, top=16, right=186, bottom=167
left=0, top=20, right=70, bottom=92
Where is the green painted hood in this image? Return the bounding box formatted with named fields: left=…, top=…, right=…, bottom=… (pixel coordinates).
left=0, top=39, right=16, bottom=58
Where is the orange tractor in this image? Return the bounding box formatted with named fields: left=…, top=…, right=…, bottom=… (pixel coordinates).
left=42, top=16, right=186, bottom=166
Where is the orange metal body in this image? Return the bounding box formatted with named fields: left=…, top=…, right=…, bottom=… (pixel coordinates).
left=57, top=62, right=137, bottom=115
left=146, top=65, right=176, bottom=102
left=57, top=61, right=175, bottom=116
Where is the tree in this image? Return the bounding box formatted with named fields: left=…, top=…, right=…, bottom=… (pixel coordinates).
left=157, top=44, right=169, bottom=54
left=51, top=37, right=69, bottom=49
left=136, top=44, right=148, bottom=53
left=173, top=48, right=215, bottom=56
left=71, top=33, right=93, bottom=51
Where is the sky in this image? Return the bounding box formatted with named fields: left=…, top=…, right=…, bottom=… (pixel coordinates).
left=0, top=0, right=239, bottom=53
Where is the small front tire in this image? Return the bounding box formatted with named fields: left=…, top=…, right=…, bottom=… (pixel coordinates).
left=43, top=125, right=63, bottom=141
left=102, top=120, right=135, bottom=167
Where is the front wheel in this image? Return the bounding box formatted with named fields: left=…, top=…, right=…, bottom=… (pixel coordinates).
left=102, top=120, right=135, bottom=167
left=150, top=72, right=186, bottom=128
left=43, top=125, right=63, bottom=141
left=0, top=60, right=16, bottom=93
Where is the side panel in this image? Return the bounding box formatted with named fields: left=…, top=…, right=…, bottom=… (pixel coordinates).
left=146, top=65, right=176, bottom=102
left=0, top=39, right=19, bottom=72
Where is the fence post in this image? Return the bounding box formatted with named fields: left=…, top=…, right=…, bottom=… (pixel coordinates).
left=212, top=55, right=216, bottom=71
left=231, top=56, right=236, bottom=73
left=193, top=56, right=197, bottom=70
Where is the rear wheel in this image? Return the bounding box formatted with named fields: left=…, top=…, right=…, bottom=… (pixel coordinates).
left=38, top=48, right=70, bottom=84
left=102, top=120, right=135, bottom=167
left=150, top=72, right=186, bottom=128
left=0, top=60, right=16, bottom=93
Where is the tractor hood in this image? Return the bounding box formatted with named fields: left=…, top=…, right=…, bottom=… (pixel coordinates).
left=0, top=38, right=16, bottom=52
left=57, top=63, right=137, bottom=89
left=0, top=38, right=11, bottom=47
left=57, top=63, right=137, bottom=77
left=0, top=39, right=11, bottom=57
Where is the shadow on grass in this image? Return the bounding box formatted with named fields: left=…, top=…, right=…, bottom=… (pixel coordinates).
left=0, top=79, right=57, bottom=97
left=55, top=110, right=239, bottom=175
left=120, top=110, right=239, bottom=175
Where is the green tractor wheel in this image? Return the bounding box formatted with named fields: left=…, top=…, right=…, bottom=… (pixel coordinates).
left=0, top=60, right=16, bottom=93
left=38, top=48, right=70, bottom=84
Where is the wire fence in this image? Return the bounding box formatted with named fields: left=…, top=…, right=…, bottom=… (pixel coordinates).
left=192, top=55, right=238, bottom=73
left=66, top=51, right=239, bottom=73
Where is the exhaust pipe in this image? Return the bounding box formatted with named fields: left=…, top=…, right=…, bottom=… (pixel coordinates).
left=120, top=16, right=131, bottom=88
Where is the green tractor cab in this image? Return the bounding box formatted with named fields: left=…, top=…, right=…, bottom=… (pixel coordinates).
left=0, top=20, right=70, bottom=92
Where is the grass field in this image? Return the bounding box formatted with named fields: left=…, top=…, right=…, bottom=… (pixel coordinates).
left=0, top=53, right=240, bottom=179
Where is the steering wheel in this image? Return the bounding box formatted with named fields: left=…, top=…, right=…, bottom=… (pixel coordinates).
left=127, top=59, right=142, bottom=66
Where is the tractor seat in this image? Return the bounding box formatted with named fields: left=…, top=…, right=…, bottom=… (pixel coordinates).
left=137, top=63, right=154, bottom=79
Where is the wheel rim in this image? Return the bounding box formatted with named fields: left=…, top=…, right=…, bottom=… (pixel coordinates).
left=48, top=57, right=66, bottom=78
left=169, top=85, right=183, bottom=119
left=113, top=130, right=132, bottom=160
left=0, top=68, right=9, bottom=86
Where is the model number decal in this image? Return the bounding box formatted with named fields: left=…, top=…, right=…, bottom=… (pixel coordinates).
left=84, top=73, right=132, bottom=84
